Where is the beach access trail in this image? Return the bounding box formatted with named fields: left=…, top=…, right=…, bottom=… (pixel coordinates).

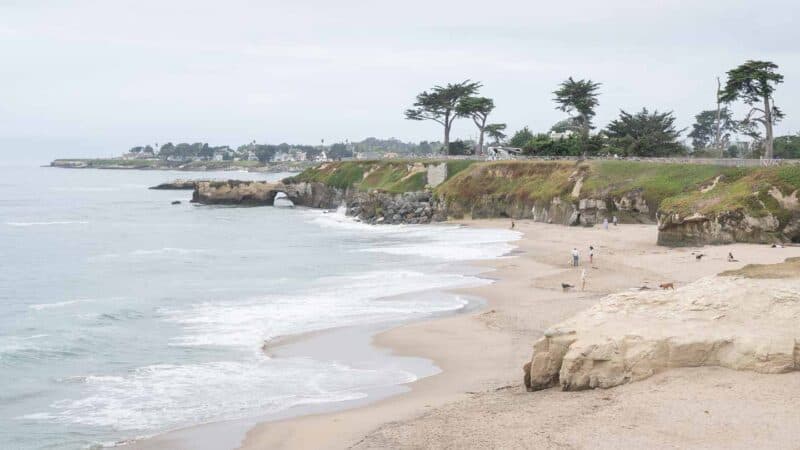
left=241, top=221, right=800, bottom=450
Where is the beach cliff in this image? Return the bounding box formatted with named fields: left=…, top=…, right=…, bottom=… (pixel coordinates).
left=192, top=160, right=800, bottom=245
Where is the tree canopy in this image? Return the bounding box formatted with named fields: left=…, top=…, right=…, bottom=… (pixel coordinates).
left=605, top=108, right=686, bottom=156
left=688, top=108, right=738, bottom=151
left=553, top=77, right=601, bottom=136
left=404, top=80, right=482, bottom=154
left=508, top=127, right=535, bottom=148
left=720, top=60, right=784, bottom=158
left=774, top=134, right=800, bottom=159
left=485, top=123, right=507, bottom=145
left=456, top=96, right=496, bottom=153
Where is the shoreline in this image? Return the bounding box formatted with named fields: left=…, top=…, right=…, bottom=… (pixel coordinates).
left=47, top=160, right=314, bottom=173
left=126, top=257, right=496, bottom=450
left=127, top=219, right=800, bottom=449
left=240, top=220, right=800, bottom=449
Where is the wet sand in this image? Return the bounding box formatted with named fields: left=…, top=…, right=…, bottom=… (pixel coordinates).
left=241, top=220, right=800, bottom=449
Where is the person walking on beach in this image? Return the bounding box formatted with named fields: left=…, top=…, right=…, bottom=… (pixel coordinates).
left=581, top=268, right=587, bottom=291
left=603, top=218, right=609, bottom=230
left=571, top=248, right=580, bottom=267
left=589, top=246, right=594, bottom=264
left=612, top=215, right=618, bottom=226
left=511, top=220, right=515, bottom=230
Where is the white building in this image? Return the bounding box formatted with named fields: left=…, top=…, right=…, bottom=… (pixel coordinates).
left=549, top=130, right=575, bottom=141
left=486, top=146, right=523, bottom=160
left=273, top=151, right=293, bottom=162
left=314, top=150, right=328, bottom=162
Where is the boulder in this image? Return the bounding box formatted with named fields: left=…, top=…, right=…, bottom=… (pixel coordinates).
left=524, top=271, right=800, bottom=392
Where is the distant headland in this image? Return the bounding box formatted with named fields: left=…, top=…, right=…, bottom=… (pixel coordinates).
left=49, top=137, right=445, bottom=172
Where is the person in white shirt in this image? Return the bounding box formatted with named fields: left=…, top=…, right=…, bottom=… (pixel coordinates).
left=571, top=248, right=580, bottom=267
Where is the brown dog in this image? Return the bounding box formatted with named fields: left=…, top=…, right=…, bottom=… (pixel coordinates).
left=659, top=282, right=674, bottom=290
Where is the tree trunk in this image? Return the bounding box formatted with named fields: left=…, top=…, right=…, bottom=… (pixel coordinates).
left=443, top=111, right=451, bottom=155
left=477, top=117, right=487, bottom=155
left=443, top=124, right=450, bottom=155
left=715, top=77, right=723, bottom=157
left=764, top=96, right=774, bottom=159
left=581, top=114, right=590, bottom=138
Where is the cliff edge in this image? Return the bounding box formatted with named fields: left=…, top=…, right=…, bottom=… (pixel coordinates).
left=190, top=160, right=800, bottom=245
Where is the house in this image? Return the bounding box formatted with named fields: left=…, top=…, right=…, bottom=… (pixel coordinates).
left=273, top=151, right=293, bottom=162
left=549, top=130, right=575, bottom=141
left=314, top=150, right=328, bottom=162
left=247, top=151, right=258, bottom=161
left=356, top=151, right=383, bottom=160
left=383, top=152, right=399, bottom=159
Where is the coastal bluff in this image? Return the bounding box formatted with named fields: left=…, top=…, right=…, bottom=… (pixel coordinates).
left=524, top=258, right=800, bottom=391
left=190, top=160, right=800, bottom=245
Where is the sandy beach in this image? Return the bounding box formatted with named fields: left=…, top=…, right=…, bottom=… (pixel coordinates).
left=240, top=220, right=800, bottom=450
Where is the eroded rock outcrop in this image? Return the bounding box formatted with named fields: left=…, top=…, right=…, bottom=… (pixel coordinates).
left=656, top=210, right=788, bottom=246
left=150, top=179, right=202, bottom=190
left=192, top=180, right=301, bottom=205
left=347, top=191, right=438, bottom=224
left=524, top=263, right=800, bottom=392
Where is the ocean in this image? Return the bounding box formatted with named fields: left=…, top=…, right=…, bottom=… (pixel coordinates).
left=0, top=165, right=518, bottom=449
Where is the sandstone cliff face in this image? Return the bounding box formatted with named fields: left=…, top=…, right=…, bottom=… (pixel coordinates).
left=525, top=273, right=800, bottom=392
left=192, top=180, right=438, bottom=224
left=192, top=180, right=298, bottom=205
left=656, top=211, right=790, bottom=246
left=288, top=181, right=347, bottom=209
left=444, top=190, right=653, bottom=226
left=190, top=161, right=800, bottom=245
left=657, top=185, right=800, bottom=246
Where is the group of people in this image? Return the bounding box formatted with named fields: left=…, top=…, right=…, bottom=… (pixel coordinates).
left=570, top=245, right=595, bottom=267
left=570, top=246, right=595, bottom=291
left=602, top=215, right=619, bottom=230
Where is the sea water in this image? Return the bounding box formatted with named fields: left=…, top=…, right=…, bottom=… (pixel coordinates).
left=0, top=165, right=519, bottom=449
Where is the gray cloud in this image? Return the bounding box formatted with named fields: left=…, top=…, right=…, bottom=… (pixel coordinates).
left=1, top=0, right=798, bottom=158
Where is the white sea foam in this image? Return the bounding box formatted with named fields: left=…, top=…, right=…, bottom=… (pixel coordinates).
left=304, top=208, right=520, bottom=261
left=5, top=221, right=89, bottom=227
left=129, top=247, right=208, bottom=256
left=22, top=357, right=415, bottom=432
left=91, top=248, right=209, bottom=260
left=164, top=270, right=482, bottom=349
left=29, top=299, right=93, bottom=311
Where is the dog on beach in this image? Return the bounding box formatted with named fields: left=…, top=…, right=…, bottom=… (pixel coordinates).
left=561, top=283, right=574, bottom=291
left=659, top=282, right=674, bottom=290
left=695, top=254, right=705, bottom=261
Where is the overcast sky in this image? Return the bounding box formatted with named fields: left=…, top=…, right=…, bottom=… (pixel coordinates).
left=2, top=0, right=799, bottom=160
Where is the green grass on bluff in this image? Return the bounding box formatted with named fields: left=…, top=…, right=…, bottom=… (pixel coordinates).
left=287, top=160, right=438, bottom=193
left=287, top=159, right=800, bottom=219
